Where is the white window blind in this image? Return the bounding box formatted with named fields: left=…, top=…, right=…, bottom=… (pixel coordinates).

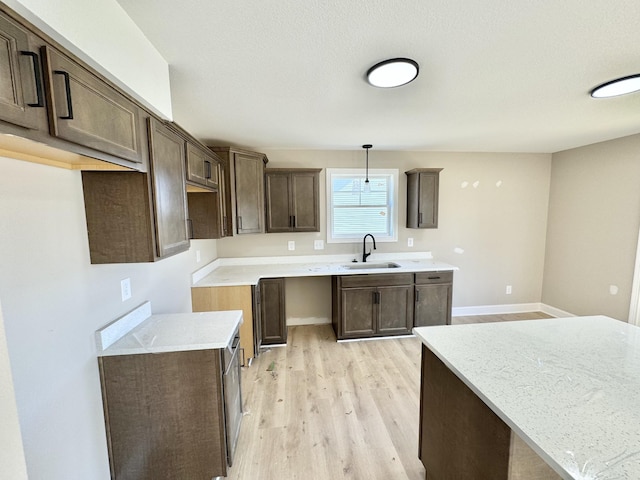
left=326, top=169, right=398, bottom=243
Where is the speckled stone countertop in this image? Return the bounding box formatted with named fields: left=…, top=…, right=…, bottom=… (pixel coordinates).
left=414, top=316, right=640, bottom=480
left=96, top=307, right=243, bottom=357
left=192, top=252, right=457, bottom=287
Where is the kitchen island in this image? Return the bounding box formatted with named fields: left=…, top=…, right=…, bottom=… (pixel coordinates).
left=413, top=316, right=640, bottom=479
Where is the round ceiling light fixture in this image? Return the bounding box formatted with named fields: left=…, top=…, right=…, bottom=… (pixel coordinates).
left=366, top=58, right=419, bottom=88
left=590, top=74, right=640, bottom=98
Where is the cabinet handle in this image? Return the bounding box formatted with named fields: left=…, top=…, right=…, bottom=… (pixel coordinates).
left=419, top=212, right=423, bottom=224
left=53, top=70, right=74, bottom=119
left=237, top=216, right=242, bottom=230
left=415, top=290, right=420, bottom=302
left=289, top=215, right=293, bottom=227
left=292, top=215, right=296, bottom=228
left=204, top=160, right=212, bottom=179
left=20, top=51, right=44, bottom=107
left=428, top=276, right=441, bottom=280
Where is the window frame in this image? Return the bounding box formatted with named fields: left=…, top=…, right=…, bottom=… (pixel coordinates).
left=325, top=168, right=399, bottom=244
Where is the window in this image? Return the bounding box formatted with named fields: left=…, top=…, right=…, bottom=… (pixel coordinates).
left=326, top=168, right=398, bottom=243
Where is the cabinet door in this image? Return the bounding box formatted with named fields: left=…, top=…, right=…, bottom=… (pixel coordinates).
left=186, top=143, right=219, bottom=189
left=252, top=284, right=263, bottom=353
left=290, top=171, right=319, bottom=232
left=0, top=12, right=45, bottom=130
left=218, top=159, right=231, bottom=237
left=42, top=46, right=145, bottom=163
left=148, top=118, right=190, bottom=258
left=260, top=278, right=286, bottom=345
left=265, top=172, right=292, bottom=232
left=417, top=172, right=439, bottom=228
left=341, top=287, right=376, bottom=337
left=378, top=285, right=414, bottom=335
left=234, top=152, right=265, bottom=234
left=415, top=284, right=452, bottom=327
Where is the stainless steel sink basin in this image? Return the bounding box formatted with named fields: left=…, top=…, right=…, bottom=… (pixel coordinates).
left=344, top=262, right=401, bottom=270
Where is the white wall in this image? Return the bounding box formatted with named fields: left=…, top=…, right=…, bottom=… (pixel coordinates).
left=4, top=0, right=173, bottom=118
left=219, top=149, right=552, bottom=317
left=0, top=156, right=217, bottom=479
left=542, top=134, right=640, bottom=320
left=0, top=300, right=28, bottom=480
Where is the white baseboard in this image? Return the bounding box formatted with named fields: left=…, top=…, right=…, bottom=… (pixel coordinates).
left=287, top=316, right=331, bottom=326
left=452, top=303, right=575, bottom=318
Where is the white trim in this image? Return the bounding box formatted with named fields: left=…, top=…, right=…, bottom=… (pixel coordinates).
left=287, top=316, right=331, bottom=326
left=452, top=303, right=575, bottom=318
left=628, top=227, right=640, bottom=326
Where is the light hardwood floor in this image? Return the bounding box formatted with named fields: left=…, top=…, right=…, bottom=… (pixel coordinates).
left=226, top=312, right=552, bottom=480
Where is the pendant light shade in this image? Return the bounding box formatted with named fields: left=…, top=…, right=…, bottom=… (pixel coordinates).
left=367, top=58, right=419, bottom=88
left=590, top=74, right=640, bottom=98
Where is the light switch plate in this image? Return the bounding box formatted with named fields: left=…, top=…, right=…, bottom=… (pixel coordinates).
left=314, top=240, right=324, bottom=250
left=408, top=238, right=414, bottom=247
left=288, top=241, right=295, bottom=251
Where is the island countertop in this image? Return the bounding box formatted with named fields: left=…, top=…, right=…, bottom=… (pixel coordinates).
left=413, top=315, right=640, bottom=479
left=192, top=252, right=457, bottom=287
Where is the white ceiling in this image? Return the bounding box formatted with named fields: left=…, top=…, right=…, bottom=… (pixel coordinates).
left=115, top=0, right=640, bottom=153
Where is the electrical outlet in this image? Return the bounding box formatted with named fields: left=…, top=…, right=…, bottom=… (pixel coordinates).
left=506, top=285, right=512, bottom=295
left=121, top=278, right=132, bottom=301
left=288, top=240, right=295, bottom=251
left=196, top=250, right=201, bottom=263
left=314, top=240, right=324, bottom=250
left=408, top=237, right=414, bottom=247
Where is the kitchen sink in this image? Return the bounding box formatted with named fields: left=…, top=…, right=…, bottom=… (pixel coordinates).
left=344, top=262, right=401, bottom=270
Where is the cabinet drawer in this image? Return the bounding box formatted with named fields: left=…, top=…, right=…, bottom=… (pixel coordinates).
left=339, top=273, right=414, bottom=288
left=415, top=271, right=453, bottom=285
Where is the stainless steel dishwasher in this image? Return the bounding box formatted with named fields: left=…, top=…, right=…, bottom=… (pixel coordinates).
left=223, top=329, right=242, bottom=466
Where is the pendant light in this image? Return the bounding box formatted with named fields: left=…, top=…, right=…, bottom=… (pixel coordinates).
left=363, top=144, right=372, bottom=193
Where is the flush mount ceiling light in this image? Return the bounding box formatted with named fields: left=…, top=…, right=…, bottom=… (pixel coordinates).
left=590, top=74, right=640, bottom=98
left=366, top=58, right=419, bottom=88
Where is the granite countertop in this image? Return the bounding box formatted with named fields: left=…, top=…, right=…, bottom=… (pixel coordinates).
left=192, top=252, right=458, bottom=287
left=96, top=304, right=243, bottom=357
left=413, top=315, right=640, bottom=479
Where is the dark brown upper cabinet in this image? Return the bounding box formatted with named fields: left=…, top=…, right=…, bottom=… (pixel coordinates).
left=186, top=142, right=220, bottom=189
left=42, top=46, right=146, bottom=164
left=0, top=11, right=48, bottom=131
left=265, top=168, right=321, bottom=233
left=406, top=168, right=442, bottom=229
left=210, top=147, right=268, bottom=235
left=81, top=118, right=189, bottom=263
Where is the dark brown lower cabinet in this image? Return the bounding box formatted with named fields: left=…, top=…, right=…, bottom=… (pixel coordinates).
left=98, top=349, right=228, bottom=480
left=414, top=271, right=453, bottom=327
left=332, top=274, right=414, bottom=340
left=260, top=278, right=287, bottom=345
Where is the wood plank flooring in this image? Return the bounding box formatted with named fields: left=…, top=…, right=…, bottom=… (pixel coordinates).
left=226, top=312, right=552, bottom=480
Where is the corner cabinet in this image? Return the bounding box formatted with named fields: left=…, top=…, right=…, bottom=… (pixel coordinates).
left=406, top=168, right=442, bottom=229
left=81, top=118, right=189, bottom=263
left=414, top=271, right=453, bottom=327
left=265, top=168, right=321, bottom=233
left=332, top=274, right=414, bottom=340
left=210, top=147, right=268, bottom=235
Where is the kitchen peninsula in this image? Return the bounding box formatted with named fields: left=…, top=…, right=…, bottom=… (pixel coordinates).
left=414, top=316, right=640, bottom=479
left=191, top=252, right=457, bottom=361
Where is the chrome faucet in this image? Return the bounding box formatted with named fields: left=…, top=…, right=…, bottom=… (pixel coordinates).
left=362, top=234, right=376, bottom=263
